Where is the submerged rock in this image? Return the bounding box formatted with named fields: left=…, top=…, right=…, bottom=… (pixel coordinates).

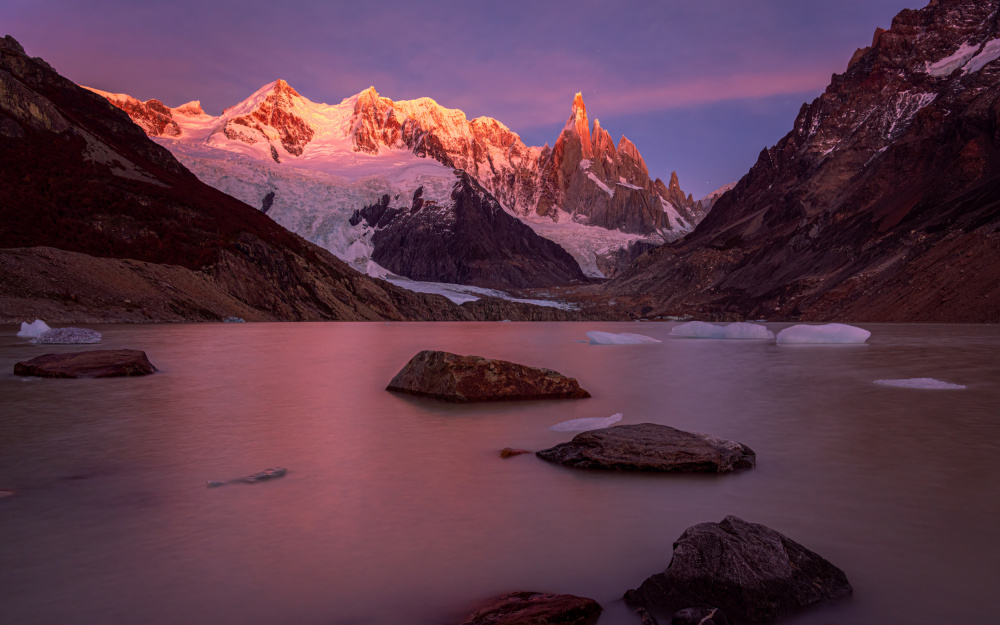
left=207, top=467, right=287, bottom=488
left=536, top=423, right=755, bottom=473
left=625, top=515, right=852, bottom=623
left=671, top=607, right=729, bottom=625
left=386, top=350, right=590, bottom=402
left=499, top=448, right=531, bottom=458
left=30, top=327, right=102, bottom=344
left=13, top=350, right=156, bottom=378
left=461, top=591, right=601, bottom=625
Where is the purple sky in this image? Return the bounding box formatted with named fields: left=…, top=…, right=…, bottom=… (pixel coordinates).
left=6, top=0, right=923, bottom=196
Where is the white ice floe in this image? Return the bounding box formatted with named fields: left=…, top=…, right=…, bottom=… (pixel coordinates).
left=874, top=378, right=966, bottom=390
left=30, top=328, right=102, bottom=344
left=586, top=331, right=661, bottom=345
left=550, top=413, right=623, bottom=432
left=669, top=321, right=774, bottom=340
left=776, top=324, right=870, bottom=344
left=17, top=320, right=51, bottom=337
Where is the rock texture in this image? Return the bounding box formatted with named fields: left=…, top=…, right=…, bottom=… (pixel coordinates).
left=386, top=350, right=590, bottom=402
left=0, top=37, right=491, bottom=322
left=608, top=1, right=1000, bottom=323
left=351, top=172, right=588, bottom=288
left=625, top=516, right=852, bottom=624
left=461, top=591, right=601, bottom=625
left=30, top=327, right=102, bottom=344
left=534, top=94, right=703, bottom=236
left=536, top=423, right=755, bottom=473
left=14, top=349, right=157, bottom=378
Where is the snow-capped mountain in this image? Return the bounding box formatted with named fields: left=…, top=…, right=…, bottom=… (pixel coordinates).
left=608, top=0, right=1000, bottom=323
left=89, top=82, right=704, bottom=280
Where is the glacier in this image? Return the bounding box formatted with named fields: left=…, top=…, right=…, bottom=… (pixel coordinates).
left=586, top=331, right=661, bottom=345
left=30, top=328, right=102, bottom=344
left=17, top=320, right=51, bottom=337
left=669, top=321, right=774, bottom=340
left=874, top=378, right=966, bottom=390
left=550, top=413, right=624, bottom=432
left=776, top=324, right=870, bottom=344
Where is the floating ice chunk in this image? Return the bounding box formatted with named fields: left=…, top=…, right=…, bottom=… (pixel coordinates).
left=874, top=378, right=966, bottom=390
left=776, top=324, right=870, bottom=344
left=586, top=331, right=661, bottom=345
left=30, top=328, right=102, bottom=344
left=17, top=320, right=51, bottom=337
left=551, top=413, right=623, bottom=432
left=222, top=316, right=245, bottom=323
left=669, top=321, right=774, bottom=339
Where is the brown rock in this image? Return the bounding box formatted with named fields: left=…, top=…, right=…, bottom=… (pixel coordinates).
left=386, top=350, right=590, bottom=402
left=14, top=349, right=157, bottom=378
left=461, top=591, right=601, bottom=625
left=536, top=423, right=755, bottom=473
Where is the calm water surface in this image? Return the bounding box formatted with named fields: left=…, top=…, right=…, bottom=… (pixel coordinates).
left=1, top=322, right=999, bottom=625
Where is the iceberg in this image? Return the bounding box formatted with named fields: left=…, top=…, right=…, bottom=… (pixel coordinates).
left=30, top=328, right=102, bottom=344
left=776, top=324, right=870, bottom=344
left=550, top=413, right=624, bottom=432
left=874, top=378, right=966, bottom=390
left=669, top=321, right=774, bottom=340
left=586, top=331, right=661, bottom=345
left=17, top=320, right=51, bottom=338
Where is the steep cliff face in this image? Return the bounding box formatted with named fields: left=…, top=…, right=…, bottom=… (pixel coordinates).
left=534, top=93, right=702, bottom=235
left=0, top=36, right=472, bottom=322
left=608, top=0, right=1000, bottom=322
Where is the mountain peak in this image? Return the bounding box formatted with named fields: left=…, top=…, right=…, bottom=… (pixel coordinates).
left=572, top=92, right=587, bottom=119
left=669, top=171, right=681, bottom=191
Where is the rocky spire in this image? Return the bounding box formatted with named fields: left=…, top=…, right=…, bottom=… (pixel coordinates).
left=568, top=92, right=593, bottom=159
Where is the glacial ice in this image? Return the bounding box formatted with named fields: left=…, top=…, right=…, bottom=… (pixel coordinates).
left=551, top=413, right=624, bottom=432
left=586, top=331, right=661, bottom=345
left=874, top=378, right=966, bottom=390
left=30, top=328, right=102, bottom=344
left=17, top=320, right=51, bottom=337
left=776, top=324, right=870, bottom=344
left=669, top=321, right=774, bottom=340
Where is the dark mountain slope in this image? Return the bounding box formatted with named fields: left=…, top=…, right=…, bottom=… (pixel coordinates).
left=607, top=0, right=1000, bottom=323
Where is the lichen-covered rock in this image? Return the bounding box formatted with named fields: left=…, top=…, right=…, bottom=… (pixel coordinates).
left=461, top=591, right=601, bottom=625
left=14, top=349, right=156, bottom=378
left=625, top=516, right=852, bottom=623
left=536, top=423, right=754, bottom=473
left=387, top=350, right=590, bottom=402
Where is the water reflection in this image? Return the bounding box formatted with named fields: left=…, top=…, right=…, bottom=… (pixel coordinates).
left=1, top=322, right=998, bottom=624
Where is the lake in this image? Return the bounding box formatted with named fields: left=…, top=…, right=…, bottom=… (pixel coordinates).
left=1, top=322, right=998, bottom=625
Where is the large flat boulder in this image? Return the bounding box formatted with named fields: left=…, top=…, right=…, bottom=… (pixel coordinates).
left=461, top=591, right=601, bottom=625
left=386, top=350, right=590, bottom=402
left=625, top=516, right=852, bottom=623
left=14, top=349, right=156, bottom=378
left=536, top=423, right=754, bottom=473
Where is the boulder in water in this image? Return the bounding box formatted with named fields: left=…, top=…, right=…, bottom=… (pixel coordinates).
left=536, top=423, right=755, bottom=473
left=387, top=350, right=590, bottom=402
left=624, top=515, right=852, bottom=623
left=460, top=591, right=601, bottom=625
left=14, top=350, right=156, bottom=378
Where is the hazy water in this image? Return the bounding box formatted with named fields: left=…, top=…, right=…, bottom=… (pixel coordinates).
left=1, top=322, right=999, bottom=625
